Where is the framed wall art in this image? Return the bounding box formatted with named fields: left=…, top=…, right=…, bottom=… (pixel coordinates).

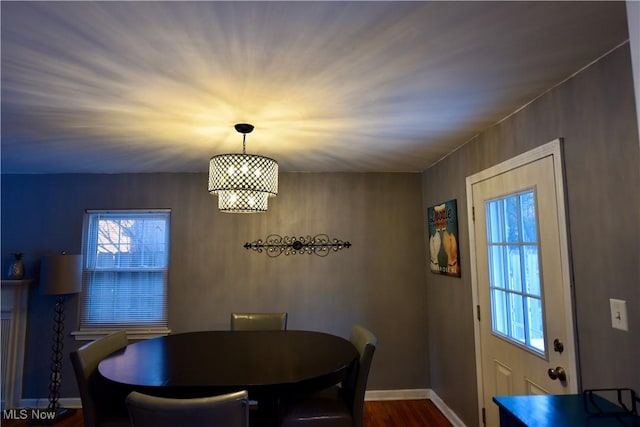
left=427, top=199, right=461, bottom=277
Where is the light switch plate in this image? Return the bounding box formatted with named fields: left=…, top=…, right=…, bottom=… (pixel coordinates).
left=609, top=298, right=628, bottom=331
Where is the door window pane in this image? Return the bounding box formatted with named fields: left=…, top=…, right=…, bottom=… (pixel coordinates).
left=485, top=190, right=545, bottom=355
left=526, top=297, right=545, bottom=352
left=492, top=289, right=508, bottom=335
left=520, top=192, right=537, bottom=242
left=503, top=196, right=520, bottom=243
left=487, top=200, right=504, bottom=243
left=506, top=245, right=522, bottom=292
left=523, top=245, right=541, bottom=296
left=489, top=246, right=506, bottom=289
left=509, top=293, right=525, bottom=343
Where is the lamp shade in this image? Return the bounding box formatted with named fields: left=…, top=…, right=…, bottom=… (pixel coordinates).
left=40, top=254, right=82, bottom=295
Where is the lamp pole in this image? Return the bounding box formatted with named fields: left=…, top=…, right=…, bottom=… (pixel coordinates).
left=39, top=253, right=82, bottom=424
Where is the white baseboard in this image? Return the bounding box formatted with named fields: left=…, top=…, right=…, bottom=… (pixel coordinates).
left=18, top=398, right=82, bottom=409
left=20, top=389, right=466, bottom=427
left=426, top=390, right=467, bottom=427
left=364, top=388, right=430, bottom=401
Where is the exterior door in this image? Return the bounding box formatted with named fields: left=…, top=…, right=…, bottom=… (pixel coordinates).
left=467, top=141, right=577, bottom=426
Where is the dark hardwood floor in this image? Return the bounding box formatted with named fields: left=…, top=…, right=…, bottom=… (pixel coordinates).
left=2, top=400, right=453, bottom=427
left=364, top=400, right=453, bottom=427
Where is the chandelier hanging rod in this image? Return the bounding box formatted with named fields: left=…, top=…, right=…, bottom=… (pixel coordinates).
left=234, top=123, right=254, bottom=154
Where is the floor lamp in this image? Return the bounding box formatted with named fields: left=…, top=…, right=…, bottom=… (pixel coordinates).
left=39, top=253, right=82, bottom=424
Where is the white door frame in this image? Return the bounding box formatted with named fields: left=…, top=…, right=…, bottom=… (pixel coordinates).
left=465, top=139, right=578, bottom=425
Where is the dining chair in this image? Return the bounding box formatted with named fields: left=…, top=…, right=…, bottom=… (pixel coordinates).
left=69, top=330, right=131, bottom=427
left=230, top=312, right=288, bottom=331
left=126, top=390, right=249, bottom=427
left=279, top=325, right=378, bottom=427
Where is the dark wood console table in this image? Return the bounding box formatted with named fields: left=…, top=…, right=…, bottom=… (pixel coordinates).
left=494, top=394, right=640, bottom=427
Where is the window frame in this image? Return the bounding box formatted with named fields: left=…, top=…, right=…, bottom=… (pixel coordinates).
left=485, top=190, right=547, bottom=357
left=73, top=209, right=171, bottom=341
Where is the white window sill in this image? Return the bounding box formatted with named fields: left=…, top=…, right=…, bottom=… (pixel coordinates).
left=72, top=328, right=171, bottom=341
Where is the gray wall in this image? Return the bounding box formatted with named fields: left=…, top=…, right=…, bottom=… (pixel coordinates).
left=422, top=43, right=640, bottom=426
left=0, top=172, right=429, bottom=399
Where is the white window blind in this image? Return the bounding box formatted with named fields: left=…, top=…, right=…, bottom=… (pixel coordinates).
left=80, top=210, right=170, bottom=331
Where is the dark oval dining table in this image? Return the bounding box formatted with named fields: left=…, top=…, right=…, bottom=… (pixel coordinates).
left=98, top=330, right=358, bottom=401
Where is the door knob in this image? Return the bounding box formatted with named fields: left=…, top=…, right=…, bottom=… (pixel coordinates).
left=547, top=366, right=567, bottom=382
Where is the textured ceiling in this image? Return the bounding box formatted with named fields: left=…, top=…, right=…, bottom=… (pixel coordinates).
left=0, top=1, right=629, bottom=173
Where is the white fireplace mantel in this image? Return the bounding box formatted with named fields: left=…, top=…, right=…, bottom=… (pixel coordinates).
left=1, top=279, right=32, bottom=410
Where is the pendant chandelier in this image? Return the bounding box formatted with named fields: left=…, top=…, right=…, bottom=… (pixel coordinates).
left=208, top=123, right=278, bottom=213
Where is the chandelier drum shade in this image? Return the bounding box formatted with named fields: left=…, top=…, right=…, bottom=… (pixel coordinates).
left=208, top=123, right=279, bottom=213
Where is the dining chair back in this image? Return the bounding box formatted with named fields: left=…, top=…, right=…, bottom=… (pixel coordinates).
left=230, top=312, right=288, bottom=331
left=279, top=324, right=377, bottom=427
left=126, top=390, right=249, bottom=427
left=343, top=325, right=377, bottom=427
left=70, top=330, right=130, bottom=427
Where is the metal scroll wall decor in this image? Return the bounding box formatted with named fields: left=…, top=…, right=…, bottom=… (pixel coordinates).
left=244, top=234, right=351, bottom=257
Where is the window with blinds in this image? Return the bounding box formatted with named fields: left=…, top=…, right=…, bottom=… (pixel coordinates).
left=79, top=210, right=170, bottom=333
